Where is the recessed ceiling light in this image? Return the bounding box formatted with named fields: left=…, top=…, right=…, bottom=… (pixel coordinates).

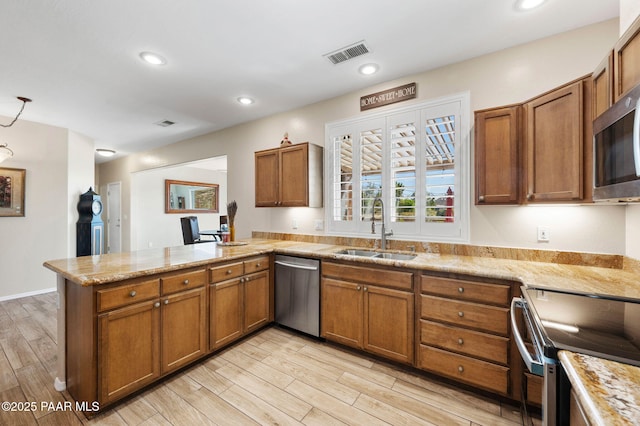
left=237, top=97, right=254, bottom=105
left=139, top=51, right=167, bottom=65
left=96, top=149, right=116, bottom=157
left=359, top=63, right=379, bottom=75
left=514, top=0, right=546, bottom=11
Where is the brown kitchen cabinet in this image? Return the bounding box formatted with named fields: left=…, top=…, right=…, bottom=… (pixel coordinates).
left=523, top=79, right=588, bottom=203
left=209, top=255, right=271, bottom=350
left=255, top=142, right=323, bottom=207
left=89, top=267, right=207, bottom=406
left=321, top=261, right=414, bottom=364
left=592, top=51, right=614, bottom=119
left=418, top=274, right=521, bottom=398
left=614, top=14, right=640, bottom=102
left=474, top=77, right=592, bottom=204
left=474, top=105, right=521, bottom=204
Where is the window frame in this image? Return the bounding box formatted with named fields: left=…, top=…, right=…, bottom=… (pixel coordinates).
left=324, top=92, right=470, bottom=243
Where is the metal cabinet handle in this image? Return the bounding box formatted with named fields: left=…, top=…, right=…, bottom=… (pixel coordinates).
left=226, top=269, right=233, bottom=274
left=129, top=290, right=137, bottom=297
left=154, top=302, right=160, bottom=308
left=240, top=278, right=245, bottom=283
left=458, top=338, right=464, bottom=345
left=245, top=277, right=250, bottom=282
left=256, top=263, right=261, bottom=267
left=356, top=285, right=361, bottom=291
left=458, top=287, right=464, bottom=293
left=164, top=299, right=169, bottom=305
left=183, top=279, right=189, bottom=285
left=363, top=287, right=368, bottom=292
left=458, top=311, right=464, bottom=318
left=478, top=195, right=485, bottom=202
left=458, top=365, right=464, bottom=373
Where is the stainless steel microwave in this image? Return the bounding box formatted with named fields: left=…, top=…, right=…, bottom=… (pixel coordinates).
left=593, top=83, right=640, bottom=202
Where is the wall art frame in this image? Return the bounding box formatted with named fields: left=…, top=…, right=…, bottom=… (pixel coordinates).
left=0, top=167, right=26, bottom=217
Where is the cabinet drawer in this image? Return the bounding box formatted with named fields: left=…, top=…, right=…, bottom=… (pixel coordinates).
left=322, top=262, right=413, bottom=290
left=525, top=373, right=543, bottom=406
left=161, top=269, right=206, bottom=295
left=97, top=279, right=160, bottom=312
left=244, top=256, right=270, bottom=273
left=421, top=276, right=510, bottom=306
left=421, top=295, right=509, bottom=335
left=419, top=345, right=509, bottom=395
left=210, top=262, right=244, bottom=283
left=420, top=320, right=508, bottom=365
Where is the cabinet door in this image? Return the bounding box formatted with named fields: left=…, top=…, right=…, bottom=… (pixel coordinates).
left=279, top=144, right=309, bottom=206
left=321, top=277, right=363, bottom=349
left=592, top=51, right=613, bottom=119
left=210, top=279, right=243, bottom=350
left=614, top=16, right=640, bottom=102
left=244, top=270, right=270, bottom=333
left=474, top=106, right=520, bottom=204
left=161, top=287, right=207, bottom=374
left=98, top=299, right=160, bottom=404
left=524, top=81, right=583, bottom=202
left=363, top=285, right=414, bottom=364
left=255, top=149, right=279, bottom=207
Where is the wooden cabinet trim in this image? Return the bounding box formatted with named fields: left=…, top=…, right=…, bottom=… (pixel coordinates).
left=161, top=268, right=206, bottom=295
left=97, top=279, right=160, bottom=312
left=322, top=261, right=413, bottom=290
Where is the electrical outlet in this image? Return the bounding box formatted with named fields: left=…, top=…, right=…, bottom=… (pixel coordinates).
left=537, top=226, right=550, bottom=242
left=292, top=219, right=298, bottom=229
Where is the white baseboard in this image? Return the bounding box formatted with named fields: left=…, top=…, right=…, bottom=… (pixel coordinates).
left=0, top=287, right=56, bottom=302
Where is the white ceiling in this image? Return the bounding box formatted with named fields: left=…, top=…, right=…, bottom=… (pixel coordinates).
left=0, top=0, right=618, bottom=163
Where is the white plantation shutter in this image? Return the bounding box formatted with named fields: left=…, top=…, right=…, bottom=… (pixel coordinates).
left=326, top=93, right=469, bottom=242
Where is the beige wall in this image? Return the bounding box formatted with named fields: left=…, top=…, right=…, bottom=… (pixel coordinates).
left=0, top=118, right=94, bottom=299
left=620, top=0, right=640, bottom=34
left=98, top=19, right=626, bottom=255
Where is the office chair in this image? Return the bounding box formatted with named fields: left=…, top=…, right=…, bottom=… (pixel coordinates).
left=180, top=216, right=214, bottom=244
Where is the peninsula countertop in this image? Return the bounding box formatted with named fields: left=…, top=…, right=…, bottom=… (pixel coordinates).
left=44, top=238, right=640, bottom=301
left=44, top=238, right=640, bottom=423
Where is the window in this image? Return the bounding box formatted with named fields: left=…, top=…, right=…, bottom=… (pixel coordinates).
left=325, top=93, right=469, bottom=242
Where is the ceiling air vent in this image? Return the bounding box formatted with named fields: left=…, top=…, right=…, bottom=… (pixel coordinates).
left=155, top=120, right=175, bottom=127
left=324, top=41, right=370, bottom=65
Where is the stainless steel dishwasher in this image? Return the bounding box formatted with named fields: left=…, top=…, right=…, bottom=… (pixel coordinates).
left=274, top=255, right=320, bottom=337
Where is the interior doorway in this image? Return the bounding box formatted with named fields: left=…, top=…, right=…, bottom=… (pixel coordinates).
left=106, top=182, right=122, bottom=253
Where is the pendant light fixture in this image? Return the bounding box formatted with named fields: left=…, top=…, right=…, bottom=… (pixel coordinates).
left=0, top=96, right=32, bottom=163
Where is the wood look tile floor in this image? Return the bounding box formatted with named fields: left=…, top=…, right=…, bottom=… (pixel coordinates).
left=0, top=292, right=535, bottom=425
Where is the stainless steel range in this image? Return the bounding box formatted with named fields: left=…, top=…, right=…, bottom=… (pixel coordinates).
left=512, top=287, right=640, bottom=425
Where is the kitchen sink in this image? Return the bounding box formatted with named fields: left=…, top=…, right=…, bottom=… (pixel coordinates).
left=335, top=249, right=417, bottom=261
left=375, top=252, right=417, bottom=261
left=335, top=249, right=380, bottom=257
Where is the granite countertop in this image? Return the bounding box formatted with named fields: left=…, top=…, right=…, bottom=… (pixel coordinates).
left=44, top=238, right=640, bottom=302
left=559, top=351, right=640, bottom=425
left=44, top=238, right=640, bottom=424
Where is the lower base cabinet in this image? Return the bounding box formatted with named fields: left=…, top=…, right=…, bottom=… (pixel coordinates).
left=321, top=262, right=414, bottom=364
left=209, top=256, right=271, bottom=351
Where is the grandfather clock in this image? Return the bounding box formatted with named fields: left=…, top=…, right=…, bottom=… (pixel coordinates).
left=76, top=187, right=104, bottom=256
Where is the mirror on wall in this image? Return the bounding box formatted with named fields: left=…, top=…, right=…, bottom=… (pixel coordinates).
left=165, top=179, right=219, bottom=214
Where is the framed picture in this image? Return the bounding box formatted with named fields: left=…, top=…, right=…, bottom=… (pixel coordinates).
left=165, top=179, right=219, bottom=214
left=0, top=167, right=26, bottom=217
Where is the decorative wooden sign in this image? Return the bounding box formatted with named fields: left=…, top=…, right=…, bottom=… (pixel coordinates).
left=360, top=82, right=417, bottom=111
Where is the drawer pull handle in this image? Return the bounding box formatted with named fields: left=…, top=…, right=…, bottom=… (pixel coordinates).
left=240, top=278, right=245, bottom=283
left=458, top=311, right=464, bottom=318
left=154, top=302, right=160, bottom=308
left=458, top=338, right=464, bottom=345
left=356, top=286, right=361, bottom=291
left=129, top=290, right=137, bottom=297
left=458, top=365, right=464, bottom=373
left=245, top=277, right=250, bottom=282
left=458, top=287, right=464, bottom=293
left=364, top=287, right=368, bottom=292
left=256, top=263, right=261, bottom=267
left=226, top=269, right=233, bottom=274
left=183, top=279, right=189, bottom=285
left=164, top=299, right=169, bottom=305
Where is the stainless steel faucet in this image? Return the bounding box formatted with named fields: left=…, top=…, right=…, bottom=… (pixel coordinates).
left=371, top=197, right=393, bottom=250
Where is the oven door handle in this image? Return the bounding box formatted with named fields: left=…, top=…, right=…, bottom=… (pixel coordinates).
left=511, top=297, right=544, bottom=376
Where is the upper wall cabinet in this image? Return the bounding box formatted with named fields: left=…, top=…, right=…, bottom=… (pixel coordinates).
left=592, top=51, right=614, bottom=119
left=614, top=14, right=640, bottom=102
left=474, top=77, right=592, bottom=205
left=255, top=142, right=323, bottom=207
left=474, top=105, right=521, bottom=204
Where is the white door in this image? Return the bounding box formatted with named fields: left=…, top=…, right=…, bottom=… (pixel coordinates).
left=107, top=182, right=122, bottom=253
